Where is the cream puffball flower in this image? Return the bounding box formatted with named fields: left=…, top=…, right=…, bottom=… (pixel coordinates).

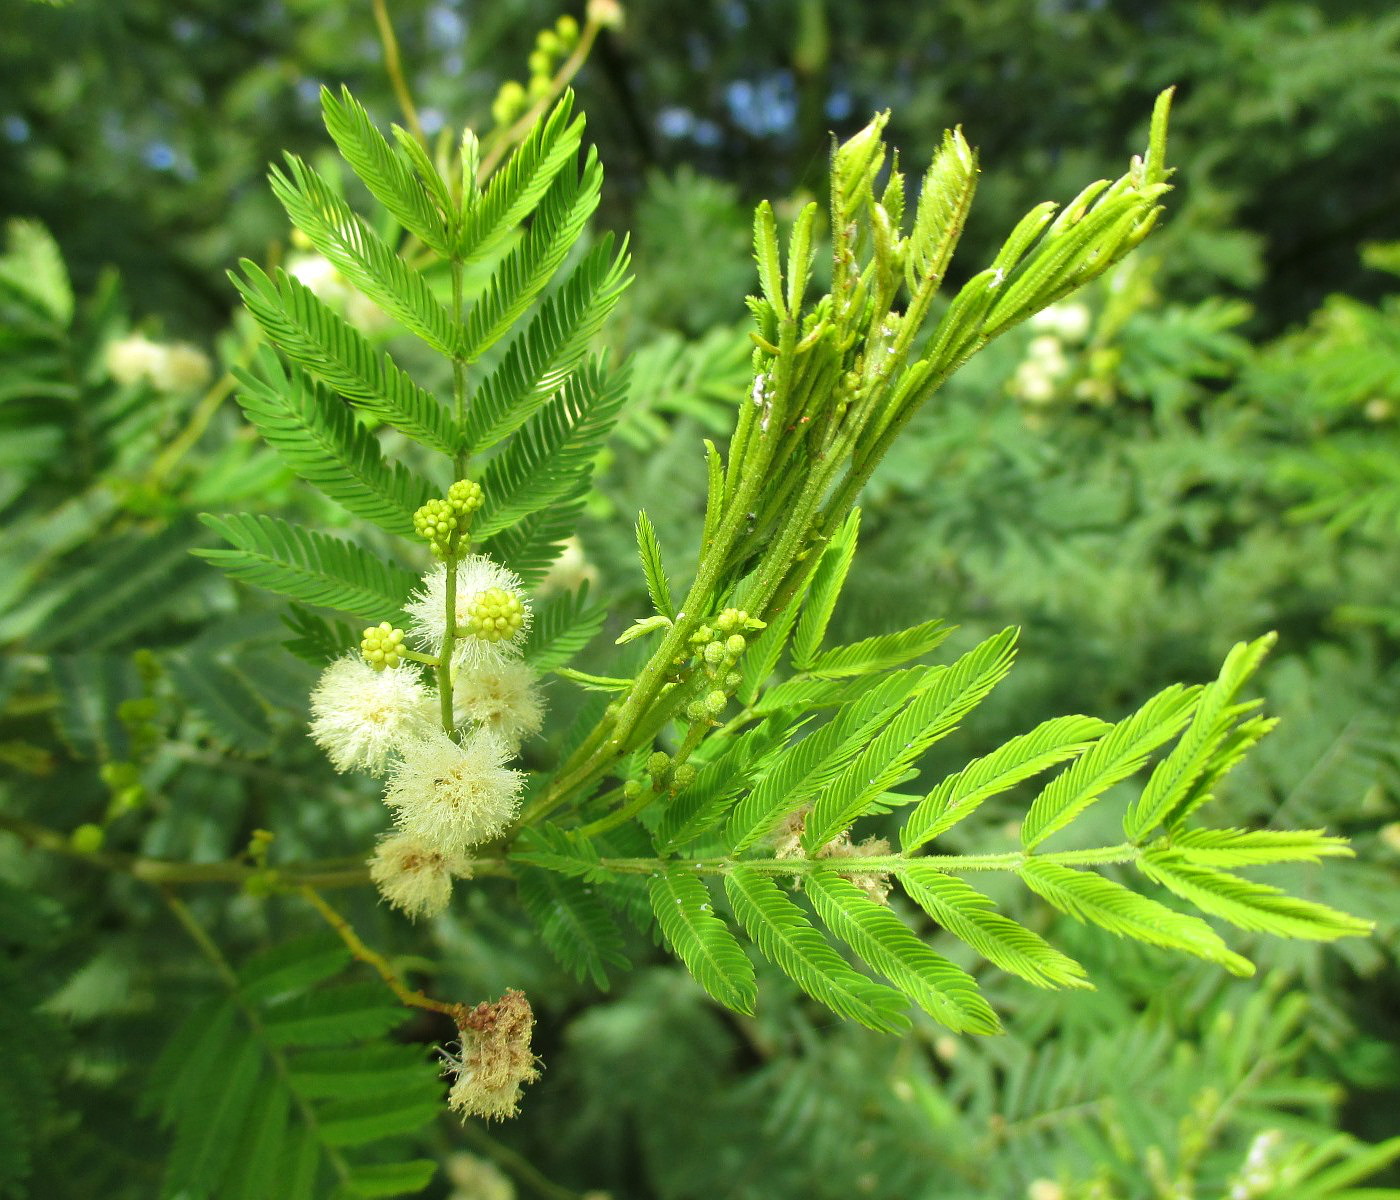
left=405, top=558, right=531, bottom=666
left=104, top=334, right=167, bottom=386
left=383, top=728, right=523, bottom=848
left=368, top=832, right=471, bottom=920
left=453, top=660, right=545, bottom=750
left=308, top=657, right=437, bottom=776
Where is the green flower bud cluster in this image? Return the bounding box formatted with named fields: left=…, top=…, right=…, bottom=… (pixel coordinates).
left=492, top=15, right=580, bottom=125
left=463, top=587, right=526, bottom=643
left=646, top=750, right=671, bottom=788
left=413, top=480, right=485, bottom=558
left=100, top=760, right=145, bottom=815
left=360, top=622, right=406, bottom=670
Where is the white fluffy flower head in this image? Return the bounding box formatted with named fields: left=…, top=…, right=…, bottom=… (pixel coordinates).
left=368, top=832, right=471, bottom=920
left=405, top=558, right=531, bottom=667
left=383, top=728, right=523, bottom=849
left=309, top=657, right=437, bottom=776
left=454, top=660, right=545, bottom=751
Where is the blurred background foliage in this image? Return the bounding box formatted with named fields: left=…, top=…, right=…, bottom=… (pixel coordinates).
left=2, top=1, right=1400, bottom=1198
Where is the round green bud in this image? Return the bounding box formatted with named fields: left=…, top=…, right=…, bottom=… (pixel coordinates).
left=447, top=478, right=484, bottom=515
left=689, top=624, right=713, bottom=646
left=360, top=621, right=406, bottom=670
left=724, top=671, right=743, bottom=689
left=703, top=641, right=725, bottom=666
left=716, top=607, right=749, bottom=634
left=100, top=761, right=140, bottom=790
left=725, top=634, right=747, bottom=657
left=527, top=74, right=553, bottom=100
left=555, top=15, right=579, bottom=44
left=528, top=49, right=551, bottom=77
left=71, top=823, right=105, bottom=853
left=492, top=80, right=527, bottom=126
left=673, top=763, right=697, bottom=789
left=413, top=498, right=459, bottom=548
left=623, top=779, right=644, bottom=799
left=536, top=30, right=561, bottom=55
left=685, top=701, right=708, bottom=723
left=646, top=751, right=671, bottom=779
left=462, top=587, right=527, bottom=643
left=704, top=690, right=728, bottom=715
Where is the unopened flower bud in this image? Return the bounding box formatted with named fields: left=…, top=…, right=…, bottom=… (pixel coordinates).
left=623, top=779, right=644, bottom=798
left=725, top=634, right=746, bottom=657
left=672, top=763, right=697, bottom=789
left=703, top=641, right=725, bottom=666
left=646, top=751, right=671, bottom=780
left=71, top=823, right=105, bottom=853
left=704, top=690, right=727, bottom=715
left=463, top=587, right=527, bottom=644
left=360, top=622, right=407, bottom=670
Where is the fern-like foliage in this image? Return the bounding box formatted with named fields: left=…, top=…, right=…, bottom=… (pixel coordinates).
left=146, top=933, right=440, bottom=1199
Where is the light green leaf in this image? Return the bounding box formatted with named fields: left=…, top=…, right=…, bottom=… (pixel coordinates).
left=649, top=868, right=756, bottom=1015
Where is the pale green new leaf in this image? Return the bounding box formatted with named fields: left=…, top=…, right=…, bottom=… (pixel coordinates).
left=1164, top=715, right=1279, bottom=834
left=752, top=200, right=786, bottom=318
left=903, top=714, right=1109, bottom=851
left=458, top=92, right=586, bottom=259
left=1018, top=858, right=1254, bottom=976
left=1138, top=853, right=1373, bottom=941
left=635, top=508, right=676, bottom=619
left=904, top=128, right=977, bottom=298
left=724, top=868, right=908, bottom=1032
left=649, top=868, right=756, bottom=1015
left=269, top=155, right=456, bottom=354
left=196, top=513, right=416, bottom=622
left=804, top=618, right=954, bottom=679
left=899, top=865, right=1090, bottom=990
left=806, top=872, right=1000, bottom=1034
left=1125, top=635, right=1275, bottom=841
left=232, top=262, right=456, bottom=454
left=804, top=627, right=1019, bottom=848
left=320, top=86, right=448, bottom=252
left=1021, top=683, right=1200, bottom=850
left=789, top=508, right=860, bottom=669
left=233, top=348, right=432, bottom=538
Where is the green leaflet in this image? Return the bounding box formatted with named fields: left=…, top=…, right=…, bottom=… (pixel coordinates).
left=232, top=262, right=457, bottom=455
left=903, top=713, right=1109, bottom=851
left=789, top=507, right=861, bottom=669
left=1020, top=682, right=1200, bottom=850
left=1137, top=853, right=1373, bottom=941
left=319, top=86, right=449, bottom=253
left=458, top=92, right=586, bottom=259
left=1163, top=827, right=1354, bottom=868
left=802, top=618, right=953, bottom=679
left=195, top=513, right=417, bottom=622
left=148, top=935, right=438, bottom=1200
left=479, top=494, right=588, bottom=586
left=233, top=348, right=432, bottom=539
left=803, top=627, right=1019, bottom=849
left=270, top=155, right=457, bottom=355
left=806, top=871, right=1000, bottom=1034
left=461, top=235, right=631, bottom=454
left=648, top=868, right=756, bottom=1015
left=724, top=663, right=942, bottom=852
left=475, top=357, right=629, bottom=537
left=523, top=583, right=607, bottom=672
left=461, top=146, right=604, bottom=360
left=724, top=868, right=908, bottom=1032
left=634, top=508, right=675, bottom=619
left=517, top=866, right=630, bottom=988
left=898, top=866, right=1090, bottom=990
left=1017, top=858, right=1254, bottom=977
left=1124, top=634, right=1275, bottom=841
